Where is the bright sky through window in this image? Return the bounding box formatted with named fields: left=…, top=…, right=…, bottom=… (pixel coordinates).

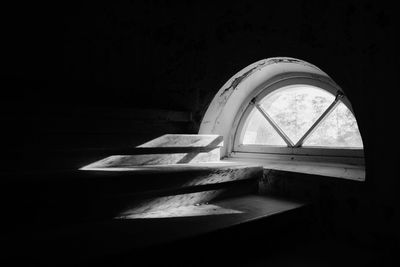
left=303, top=102, right=363, bottom=148
left=240, top=85, right=363, bottom=149
left=242, top=108, right=286, bottom=146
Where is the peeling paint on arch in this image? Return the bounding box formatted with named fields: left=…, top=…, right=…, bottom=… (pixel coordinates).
left=218, top=58, right=321, bottom=106
left=219, top=61, right=267, bottom=98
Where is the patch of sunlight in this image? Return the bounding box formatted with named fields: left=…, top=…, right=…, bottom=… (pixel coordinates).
left=115, top=204, right=244, bottom=219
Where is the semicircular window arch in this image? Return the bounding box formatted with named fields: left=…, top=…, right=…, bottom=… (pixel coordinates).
left=235, top=84, right=363, bottom=159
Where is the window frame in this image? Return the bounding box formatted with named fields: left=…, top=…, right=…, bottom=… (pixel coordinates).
left=232, top=75, right=365, bottom=164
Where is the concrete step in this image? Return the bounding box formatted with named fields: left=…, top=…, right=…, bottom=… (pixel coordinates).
left=80, top=134, right=223, bottom=168
left=19, top=162, right=262, bottom=192
left=80, top=148, right=220, bottom=167
left=5, top=135, right=223, bottom=172
left=19, top=194, right=306, bottom=266
left=4, top=162, right=263, bottom=227
left=89, top=163, right=259, bottom=191
left=89, top=179, right=258, bottom=221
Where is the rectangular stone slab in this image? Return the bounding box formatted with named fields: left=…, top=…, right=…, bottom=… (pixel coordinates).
left=80, top=148, right=220, bottom=168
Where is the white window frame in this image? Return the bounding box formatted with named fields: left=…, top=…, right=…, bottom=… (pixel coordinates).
left=232, top=75, right=364, bottom=165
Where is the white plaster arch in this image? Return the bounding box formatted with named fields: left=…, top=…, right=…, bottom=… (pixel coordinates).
left=199, top=57, right=350, bottom=157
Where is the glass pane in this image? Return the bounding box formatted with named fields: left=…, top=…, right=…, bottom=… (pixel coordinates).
left=303, top=102, right=363, bottom=148
left=259, top=85, right=335, bottom=144
left=242, top=108, right=286, bottom=146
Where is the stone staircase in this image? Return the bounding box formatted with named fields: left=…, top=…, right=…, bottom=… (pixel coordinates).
left=76, top=135, right=266, bottom=223
left=4, top=134, right=306, bottom=266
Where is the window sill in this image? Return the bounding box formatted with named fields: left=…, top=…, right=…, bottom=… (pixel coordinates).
left=224, top=153, right=365, bottom=181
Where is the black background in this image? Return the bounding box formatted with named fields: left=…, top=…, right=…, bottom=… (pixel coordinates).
left=1, top=1, right=399, bottom=265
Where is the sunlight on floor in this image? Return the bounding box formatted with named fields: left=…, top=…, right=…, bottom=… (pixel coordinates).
left=115, top=204, right=244, bottom=219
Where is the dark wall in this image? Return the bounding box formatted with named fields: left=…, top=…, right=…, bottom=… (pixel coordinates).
left=2, top=1, right=394, bottom=113
left=2, top=1, right=397, bottom=173
left=1, top=0, right=399, bottom=258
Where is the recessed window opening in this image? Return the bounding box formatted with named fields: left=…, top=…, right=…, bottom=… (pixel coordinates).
left=199, top=57, right=366, bottom=180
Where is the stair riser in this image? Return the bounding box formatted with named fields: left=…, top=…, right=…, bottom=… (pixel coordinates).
left=85, top=166, right=263, bottom=194
left=138, top=134, right=223, bottom=148
left=4, top=166, right=262, bottom=195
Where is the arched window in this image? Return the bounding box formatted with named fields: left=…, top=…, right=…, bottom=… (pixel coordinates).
left=200, top=57, right=365, bottom=180
left=235, top=82, right=363, bottom=157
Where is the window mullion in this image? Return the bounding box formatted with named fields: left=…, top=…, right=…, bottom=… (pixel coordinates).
left=294, top=91, right=344, bottom=148
left=254, top=104, right=294, bottom=147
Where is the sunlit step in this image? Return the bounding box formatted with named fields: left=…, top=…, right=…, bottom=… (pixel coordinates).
left=8, top=162, right=263, bottom=226
left=80, top=134, right=224, bottom=168
left=28, top=194, right=306, bottom=263
left=80, top=148, right=221, bottom=168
